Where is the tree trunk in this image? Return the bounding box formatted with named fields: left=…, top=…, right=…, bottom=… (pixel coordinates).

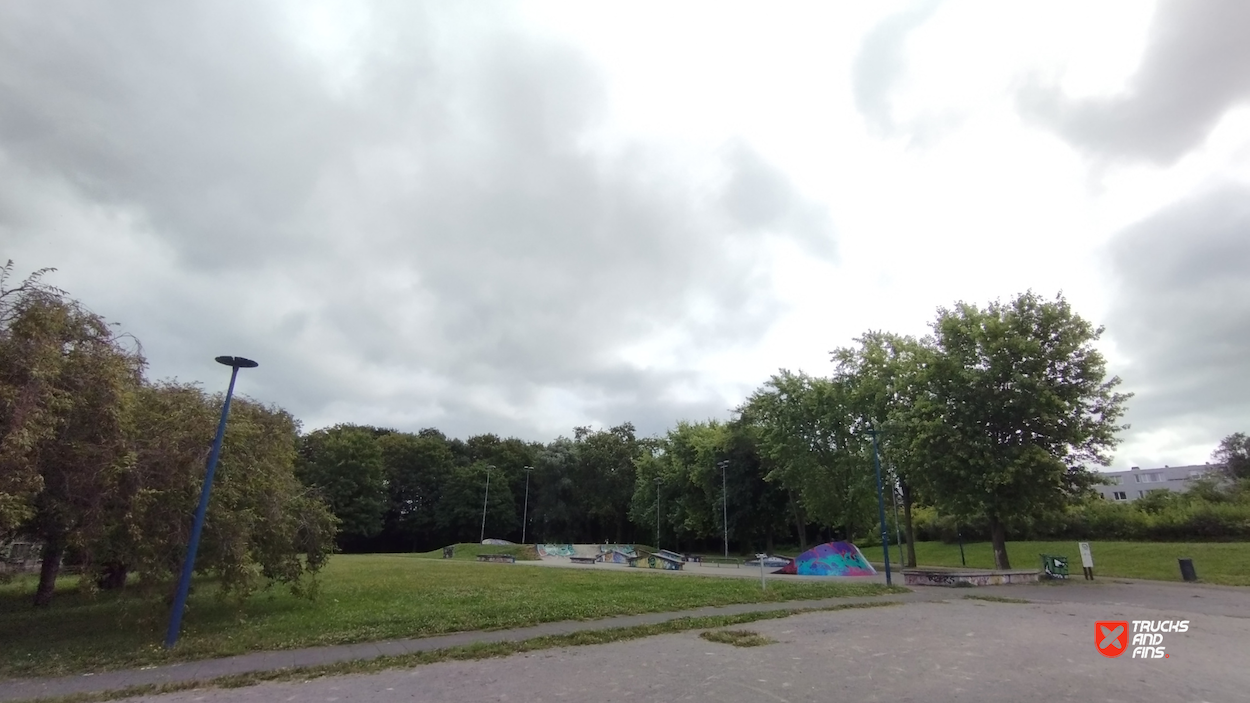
left=901, top=482, right=917, bottom=568
left=788, top=491, right=807, bottom=551
left=97, top=562, right=129, bottom=590
left=34, top=541, right=65, bottom=607
left=988, top=515, right=1011, bottom=570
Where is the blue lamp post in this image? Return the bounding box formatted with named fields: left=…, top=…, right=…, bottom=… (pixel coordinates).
left=165, top=355, right=258, bottom=649
left=866, top=428, right=892, bottom=587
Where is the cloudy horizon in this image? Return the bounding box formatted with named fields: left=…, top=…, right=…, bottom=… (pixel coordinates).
left=3, top=0, right=1248, bottom=470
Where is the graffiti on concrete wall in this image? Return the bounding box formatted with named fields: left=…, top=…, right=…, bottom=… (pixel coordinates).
left=537, top=544, right=575, bottom=557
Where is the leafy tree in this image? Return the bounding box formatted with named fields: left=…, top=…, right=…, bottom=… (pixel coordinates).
left=742, top=371, right=877, bottom=545
left=378, top=430, right=455, bottom=551
left=910, top=292, right=1130, bottom=569
left=296, top=425, right=388, bottom=547
left=573, top=423, right=641, bottom=543
left=2, top=263, right=335, bottom=606
left=1212, top=432, right=1250, bottom=481
left=832, top=331, right=932, bottom=566
left=722, top=417, right=793, bottom=554
left=531, top=437, right=579, bottom=542
left=434, top=461, right=515, bottom=542
left=0, top=264, right=144, bottom=605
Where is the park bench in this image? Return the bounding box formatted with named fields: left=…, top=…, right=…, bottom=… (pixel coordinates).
left=476, top=553, right=516, bottom=564
left=569, top=555, right=598, bottom=564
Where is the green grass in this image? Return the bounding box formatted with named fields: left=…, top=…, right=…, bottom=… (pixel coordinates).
left=859, top=540, right=1250, bottom=586
left=962, top=594, right=1030, bottom=604
left=15, top=602, right=900, bottom=703
left=0, top=553, right=903, bottom=680
left=411, top=543, right=541, bottom=561
left=699, top=629, right=776, bottom=647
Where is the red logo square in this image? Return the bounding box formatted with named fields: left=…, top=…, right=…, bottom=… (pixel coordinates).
left=1096, top=621, right=1129, bottom=658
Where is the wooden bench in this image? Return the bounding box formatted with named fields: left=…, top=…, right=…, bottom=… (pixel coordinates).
left=476, top=554, right=516, bottom=564
left=569, top=556, right=598, bottom=564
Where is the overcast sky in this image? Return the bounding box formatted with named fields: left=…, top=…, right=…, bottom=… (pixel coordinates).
left=3, top=0, right=1248, bottom=470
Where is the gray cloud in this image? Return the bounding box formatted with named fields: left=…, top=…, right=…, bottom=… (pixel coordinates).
left=1018, top=0, right=1250, bottom=164
left=0, top=1, right=836, bottom=441
left=1105, top=184, right=1250, bottom=453
left=850, top=0, right=943, bottom=137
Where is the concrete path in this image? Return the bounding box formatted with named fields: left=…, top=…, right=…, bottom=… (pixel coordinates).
left=0, top=590, right=943, bottom=703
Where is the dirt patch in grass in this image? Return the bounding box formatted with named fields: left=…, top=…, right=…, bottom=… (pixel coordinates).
left=699, top=629, right=776, bottom=647
left=962, top=594, right=1030, bottom=604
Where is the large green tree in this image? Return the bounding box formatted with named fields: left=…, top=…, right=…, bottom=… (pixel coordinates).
left=296, top=425, right=388, bottom=547
left=0, top=264, right=144, bottom=605
left=742, top=370, right=877, bottom=545
left=911, top=292, right=1130, bottom=569
left=106, top=383, right=338, bottom=600
left=378, top=429, right=456, bottom=550
left=832, top=331, right=932, bottom=567
left=1212, top=432, right=1250, bottom=482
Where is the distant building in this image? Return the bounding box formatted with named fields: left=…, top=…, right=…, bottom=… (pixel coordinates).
left=1093, top=464, right=1219, bottom=502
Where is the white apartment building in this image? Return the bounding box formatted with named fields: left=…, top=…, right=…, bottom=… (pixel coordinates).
left=1093, top=464, right=1219, bottom=502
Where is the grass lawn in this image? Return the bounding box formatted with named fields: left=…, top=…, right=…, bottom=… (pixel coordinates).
left=411, top=543, right=542, bottom=561
left=0, top=553, right=902, bottom=680
left=858, top=540, right=1250, bottom=586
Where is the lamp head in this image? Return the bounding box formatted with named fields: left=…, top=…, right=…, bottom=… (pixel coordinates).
left=215, top=356, right=259, bottom=368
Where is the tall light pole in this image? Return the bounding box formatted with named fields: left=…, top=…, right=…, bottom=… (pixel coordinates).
left=479, top=464, right=495, bottom=544
left=165, top=355, right=257, bottom=649
left=867, top=428, right=892, bottom=586
left=891, top=476, right=903, bottom=569
left=521, top=466, right=533, bottom=544
left=718, top=460, right=729, bottom=558
left=654, top=477, right=662, bottom=550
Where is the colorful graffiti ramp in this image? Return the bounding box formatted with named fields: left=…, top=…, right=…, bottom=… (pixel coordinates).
left=774, top=542, right=876, bottom=576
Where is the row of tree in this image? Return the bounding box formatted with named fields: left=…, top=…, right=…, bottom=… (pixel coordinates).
left=293, top=422, right=646, bottom=551
left=0, top=264, right=337, bottom=606
left=295, top=291, right=1135, bottom=571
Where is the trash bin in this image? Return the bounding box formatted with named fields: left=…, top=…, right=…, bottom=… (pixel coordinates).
left=1040, top=554, right=1069, bottom=579
left=1178, top=558, right=1197, bottom=582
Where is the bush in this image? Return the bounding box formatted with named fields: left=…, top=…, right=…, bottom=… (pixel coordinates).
left=909, top=481, right=1250, bottom=543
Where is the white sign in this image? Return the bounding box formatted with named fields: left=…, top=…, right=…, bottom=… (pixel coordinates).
left=1078, top=542, right=1094, bottom=568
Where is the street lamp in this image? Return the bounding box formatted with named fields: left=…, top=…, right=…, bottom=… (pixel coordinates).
left=717, top=460, right=730, bottom=558
left=521, top=466, right=533, bottom=544
left=866, top=428, right=892, bottom=586
left=479, top=464, right=495, bottom=544
left=654, top=477, right=662, bottom=550
left=165, top=355, right=258, bottom=649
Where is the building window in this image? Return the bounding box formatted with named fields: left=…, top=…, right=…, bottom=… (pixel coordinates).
left=1189, top=470, right=1201, bottom=478
left=1135, top=474, right=1142, bottom=483
left=1138, top=491, right=1145, bottom=498
left=1113, top=491, right=1127, bottom=500
left=1112, top=476, right=1122, bottom=485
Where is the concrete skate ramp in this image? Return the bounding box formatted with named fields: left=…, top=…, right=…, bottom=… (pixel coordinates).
left=774, top=542, right=876, bottom=576
left=536, top=544, right=638, bottom=562
left=537, top=544, right=575, bottom=559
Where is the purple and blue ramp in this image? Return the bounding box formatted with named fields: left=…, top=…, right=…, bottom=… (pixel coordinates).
left=774, top=542, right=876, bottom=576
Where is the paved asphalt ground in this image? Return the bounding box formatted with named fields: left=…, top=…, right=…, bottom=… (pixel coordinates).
left=4, top=577, right=1249, bottom=702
